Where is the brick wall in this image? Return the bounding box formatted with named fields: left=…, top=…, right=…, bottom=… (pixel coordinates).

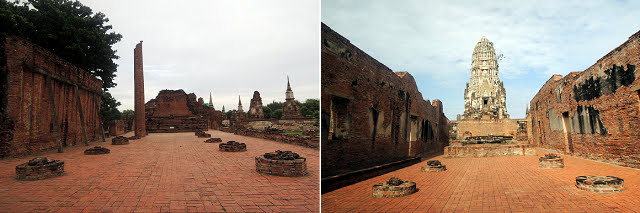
left=321, top=23, right=450, bottom=177
left=1, top=36, right=103, bottom=157
left=450, top=119, right=520, bottom=139
left=529, top=30, right=640, bottom=169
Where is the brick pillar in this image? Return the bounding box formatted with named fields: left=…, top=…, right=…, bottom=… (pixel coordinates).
left=134, top=41, right=146, bottom=137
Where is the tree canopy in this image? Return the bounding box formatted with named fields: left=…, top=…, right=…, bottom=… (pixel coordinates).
left=1, top=0, right=122, bottom=90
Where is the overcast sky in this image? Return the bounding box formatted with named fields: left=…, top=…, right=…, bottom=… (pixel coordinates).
left=322, top=0, right=640, bottom=119
left=80, top=0, right=319, bottom=111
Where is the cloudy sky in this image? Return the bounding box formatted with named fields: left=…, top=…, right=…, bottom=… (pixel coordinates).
left=322, top=0, right=640, bottom=119
left=80, top=0, right=319, bottom=111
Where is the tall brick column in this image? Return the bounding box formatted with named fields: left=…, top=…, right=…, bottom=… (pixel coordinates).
left=134, top=41, right=146, bottom=137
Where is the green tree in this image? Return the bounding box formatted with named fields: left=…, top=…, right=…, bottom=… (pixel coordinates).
left=266, top=101, right=283, bottom=111
left=301, top=99, right=319, bottom=119
left=272, top=109, right=283, bottom=119
left=100, top=92, right=121, bottom=121
left=262, top=106, right=272, bottom=119
left=121, top=109, right=134, bottom=117
left=226, top=111, right=233, bottom=119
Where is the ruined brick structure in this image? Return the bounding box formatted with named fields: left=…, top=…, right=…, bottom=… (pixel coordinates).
left=281, top=77, right=304, bottom=119
left=321, top=23, right=450, bottom=177
left=107, top=120, right=125, bottom=136
left=529, top=30, right=640, bottom=169
left=248, top=91, right=264, bottom=120
left=1, top=36, right=103, bottom=157
left=134, top=41, right=146, bottom=137
left=145, top=89, right=221, bottom=132
left=462, top=36, right=509, bottom=120
left=450, top=36, right=525, bottom=140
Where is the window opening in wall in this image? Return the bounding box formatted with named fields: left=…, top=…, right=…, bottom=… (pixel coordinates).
left=483, top=98, right=488, bottom=108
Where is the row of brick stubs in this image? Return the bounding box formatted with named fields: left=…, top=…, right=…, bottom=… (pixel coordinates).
left=15, top=158, right=65, bottom=180
left=255, top=156, right=307, bottom=177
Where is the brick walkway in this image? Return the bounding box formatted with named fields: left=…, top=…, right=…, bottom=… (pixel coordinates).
left=0, top=130, right=319, bottom=212
left=322, top=150, right=640, bottom=212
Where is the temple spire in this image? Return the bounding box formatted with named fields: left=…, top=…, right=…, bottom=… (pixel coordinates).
left=285, top=76, right=294, bottom=101
left=238, top=95, right=243, bottom=113
left=209, top=92, right=213, bottom=107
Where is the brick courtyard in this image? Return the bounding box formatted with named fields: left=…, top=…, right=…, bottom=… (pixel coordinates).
left=0, top=130, right=319, bottom=212
left=322, top=150, right=640, bottom=212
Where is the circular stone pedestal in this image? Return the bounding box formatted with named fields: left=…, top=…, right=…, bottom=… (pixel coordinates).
left=195, top=131, right=211, bottom=138
left=576, top=176, right=624, bottom=193
left=372, top=177, right=417, bottom=198
left=219, top=141, right=246, bottom=152
left=539, top=154, right=564, bottom=169
left=16, top=158, right=65, bottom=180
left=84, top=146, right=110, bottom=155
left=422, top=160, right=447, bottom=172
left=112, top=136, right=130, bottom=145
left=205, top=138, right=222, bottom=143
left=256, top=150, right=307, bottom=177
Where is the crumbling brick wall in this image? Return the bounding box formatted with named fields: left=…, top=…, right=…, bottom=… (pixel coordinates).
left=1, top=36, right=103, bottom=157
left=529, top=30, right=640, bottom=169
left=321, top=23, right=450, bottom=177
left=450, top=119, right=521, bottom=139
left=145, top=89, right=221, bottom=132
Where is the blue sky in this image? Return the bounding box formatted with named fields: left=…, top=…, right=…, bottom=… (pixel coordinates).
left=322, top=0, right=640, bottom=119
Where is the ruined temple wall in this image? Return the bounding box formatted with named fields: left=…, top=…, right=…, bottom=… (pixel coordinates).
left=321, top=23, right=450, bottom=176
left=245, top=118, right=319, bottom=132
left=2, top=36, right=102, bottom=157
left=529, top=30, right=640, bottom=168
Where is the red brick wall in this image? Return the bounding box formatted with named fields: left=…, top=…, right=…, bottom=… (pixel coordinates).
left=529, top=30, right=640, bottom=169
left=134, top=42, right=146, bottom=137
left=451, top=119, right=519, bottom=139
left=321, top=23, right=450, bottom=177
left=2, top=36, right=103, bottom=157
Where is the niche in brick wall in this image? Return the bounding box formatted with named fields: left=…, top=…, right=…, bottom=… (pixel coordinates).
left=329, top=97, right=350, bottom=140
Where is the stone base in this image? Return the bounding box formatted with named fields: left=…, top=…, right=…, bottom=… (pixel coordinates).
left=539, top=154, right=564, bottom=169
left=372, top=178, right=417, bottom=198
left=422, top=160, right=447, bottom=172
left=576, top=176, right=624, bottom=193
left=444, top=144, right=536, bottom=158
left=112, top=136, right=130, bottom=145
left=205, top=138, right=222, bottom=143
left=255, top=156, right=307, bottom=177
left=16, top=158, right=65, bottom=180
left=127, top=135, right=141, bottom=140
left=84, top=146, right=110, bottom=155
left=219, top=141, right=246, bottom=152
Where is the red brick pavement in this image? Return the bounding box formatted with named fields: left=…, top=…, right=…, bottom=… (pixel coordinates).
left=322, top=150, right=640, bottom=212
left=0, top=130, right=319, bottom=212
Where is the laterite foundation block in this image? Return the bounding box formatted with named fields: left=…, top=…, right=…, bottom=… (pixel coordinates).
left=422, top=160, right=447, bottom=172
left=219, top=141, right=246, bottom=152
left=539, top=154, right=564, bottom=169
left=372, top=177, right=417, bottom=198
left=256, top=150, right=307, bottom=177
left=576, top=176, right=624, bottom=193
left=16, top=158, right=65, bottom=180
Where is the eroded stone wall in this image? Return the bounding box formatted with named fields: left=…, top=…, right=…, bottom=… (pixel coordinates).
left=321, top=23, right=450, bottom=177
left=529, top=30, right=640, bottom=168
left=1, top=36, right=103, bottom=157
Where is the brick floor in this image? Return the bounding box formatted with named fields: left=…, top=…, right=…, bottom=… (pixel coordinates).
left=0, top=130, right=319, bottom=212
left=322, top=150, right=640, bottom=212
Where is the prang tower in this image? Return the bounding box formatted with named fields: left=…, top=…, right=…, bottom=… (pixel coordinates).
left=462, top=36, right=509, bottom=120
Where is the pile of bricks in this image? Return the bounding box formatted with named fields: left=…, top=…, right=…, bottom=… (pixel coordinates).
left=371, top=177, right=417, bottom=198
left=421, top=160, right=447, bottom=172
left=204, top=138, right=222, bottom=143
left=219, top=141, right=246, bottom=152
left=255, top=150, right=307, bottom=177
left=15, top=158, right=65, bottom=180
left=539, top=154, right=564, bottom=169
left=576, top=176, right=624, bottom=193
left=127, top=135, right=141, bottom=140
left=84, top=146, right=110, bottom=155
left=112, top=136, right=129, bottom=145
